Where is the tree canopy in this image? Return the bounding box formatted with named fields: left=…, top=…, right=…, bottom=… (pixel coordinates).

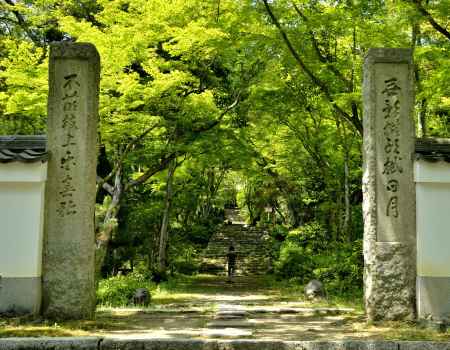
left=1, top=0, right=449, bottom=281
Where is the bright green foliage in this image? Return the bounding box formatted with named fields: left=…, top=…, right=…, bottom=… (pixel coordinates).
left=97, top=272, right=155, bottom=307
left=0, top=0, right=449, bottom=292
left=312, top=240, right=363, bottom=294
left=170, top=245, right=199, bottom=276
left=275, top=242, right=314, bottom=283
left=0, top=40, right=47, bottom=134
left=274, top=223, right=363, bottom=293
left=283, top=222, right=329, bottom=253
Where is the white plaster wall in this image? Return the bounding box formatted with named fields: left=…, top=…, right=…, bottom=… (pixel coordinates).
left=0, top=162, right=47, bottom=182
left=415, top=160, right=450, bottom=277
left=0, top=162, right=47, bottom=278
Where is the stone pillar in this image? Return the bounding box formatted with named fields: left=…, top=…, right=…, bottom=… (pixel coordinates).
left=43, top=43, right=100, bottom=319
left=362, top=48, right=416, bottom=321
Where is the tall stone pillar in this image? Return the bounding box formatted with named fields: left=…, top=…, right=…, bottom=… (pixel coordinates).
left=362, top=48, right=416, bottom=321
left=43, top=43, right=100, bottom=319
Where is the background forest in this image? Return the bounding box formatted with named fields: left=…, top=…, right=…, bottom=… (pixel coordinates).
left=1, top=0, right=449, bottom=302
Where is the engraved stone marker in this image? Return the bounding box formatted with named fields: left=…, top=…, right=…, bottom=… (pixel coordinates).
left=362, top=49, right=416, bottom=321
left=43, top=43, right=100, bottom=319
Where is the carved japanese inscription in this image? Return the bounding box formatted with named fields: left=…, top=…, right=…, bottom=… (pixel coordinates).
left=382, top=77, right=402, bottom=218
left=374, top=62, right=415, bottom=244
left=57, top=74, right=80, bottom=217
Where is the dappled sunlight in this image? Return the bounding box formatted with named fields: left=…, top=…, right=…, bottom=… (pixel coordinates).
left=91, top=276, right=449, bottom=341
left=2, top=276, right=449, bottom=340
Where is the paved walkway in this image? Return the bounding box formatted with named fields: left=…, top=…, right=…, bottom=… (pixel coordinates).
left=2, top=276, right=448, bottom=340
left=94, top=276, right=367, bottom=340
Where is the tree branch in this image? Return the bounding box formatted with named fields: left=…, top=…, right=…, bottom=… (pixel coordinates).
left=192, top=93, right=241, bottom=133
left=291, top=2, right=353, bottom=91
left=97, top=123, right=161, bottom=193
left=98, top=93, right=238, bottom=195
left=97, top=176, right=114, bottom=195
left=124, top=152, right=180, bottom=191
left=3, top=0, right=41, bottom=43
left=407, top=0, right=450, bottom=41
left=261, top=0, right=362, bottom=134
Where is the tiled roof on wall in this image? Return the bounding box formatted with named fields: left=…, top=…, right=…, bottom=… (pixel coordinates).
left=416, top=138, right=450, bottom=163
left=0, top=135, right=47, bottom=163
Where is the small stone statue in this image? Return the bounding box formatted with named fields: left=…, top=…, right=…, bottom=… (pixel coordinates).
left=304, top=280, right=325, bottom=300
left=132, top=288, right=150, bottom=306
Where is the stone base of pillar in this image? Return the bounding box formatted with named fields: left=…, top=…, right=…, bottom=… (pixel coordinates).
left=364, top=242, right=416, bottom=321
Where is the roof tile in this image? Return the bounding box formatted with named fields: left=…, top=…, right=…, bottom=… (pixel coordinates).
left=0, top=135, right=47, bottom=163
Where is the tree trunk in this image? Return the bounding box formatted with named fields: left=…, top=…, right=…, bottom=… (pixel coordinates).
left=412, top=21, right=428, bottom=138
left=418, top=98, right=428, bottom=138
left=95, top=167, right=122, bottom=282
left=343, top=156, right=351, bottom=241
left=158, top=158, right=177, bottom=273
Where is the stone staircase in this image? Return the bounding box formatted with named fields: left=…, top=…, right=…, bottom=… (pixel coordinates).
left=223, top=208, right=245, bottom=224
left=200, top=224, right=271, bottom=276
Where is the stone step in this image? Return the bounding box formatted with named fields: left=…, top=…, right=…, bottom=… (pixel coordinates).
left=201, top=220, right=271, bottom=276
left=216, top=310, right=249, bottom=317
left=215, top=310, right=249, bottom=320
left=206, top=320, right=255, bottom=328
left=214, top=315, right=245, bottom=320
left=205, top=243, right=270, bottom=248
left=203, top=249, right=269, bottom=252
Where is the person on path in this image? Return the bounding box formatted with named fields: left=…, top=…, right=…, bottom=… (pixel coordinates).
left=226, top=244, right=237, bottom=282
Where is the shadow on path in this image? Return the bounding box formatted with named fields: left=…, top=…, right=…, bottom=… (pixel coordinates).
left=2, top=275, right=448, bottom=341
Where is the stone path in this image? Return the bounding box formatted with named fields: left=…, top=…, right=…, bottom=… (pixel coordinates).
left=3, top=276, right=447, bottom=340
left=95, top=304, right=359, bottom=340
left=93, top=276, right=366, bottom=340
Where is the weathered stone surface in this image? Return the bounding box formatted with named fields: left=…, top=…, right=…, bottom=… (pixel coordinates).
left=0, top=337, right=99, bottom=350
left=246, top=307, right=354, bottom=315
left=207, top=320, right=255, bottom=328
left=132, top=288, right=150, bottom=306
left=202, top=329, right=254, bottom=337
left=216, top=310, right=249, bottom=317
left=100, top=338, right=220, bottom=350
left=291, top=342, right=398, bottom=350
left=42, top=42, right=100, bottom=319
left=364, top=243, right=416, bottom=320
left=398, top=342, right=450, bottom=350
left=99, top=339, right=401, bottom=350
left=1, top=339, right=450, bottom=350
left=304, top=280, right=325, bottom=300
left=362, top=48, right=416, bottom=321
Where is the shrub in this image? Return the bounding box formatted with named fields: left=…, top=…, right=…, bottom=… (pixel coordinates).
left=274, top=242, right=314, bottom=283
left=270, top=224, right=289, bottom=241
left=312, top=240, right=363, bottom=294
left=172, top=260, right=199, bottom=275
left=96, top=272, right=156, bottom=307
left=273, top=221, right=363, bottom=295
left=285, top=221, right=328, bottom=252
left=169, top=242, right=200, bottom=275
